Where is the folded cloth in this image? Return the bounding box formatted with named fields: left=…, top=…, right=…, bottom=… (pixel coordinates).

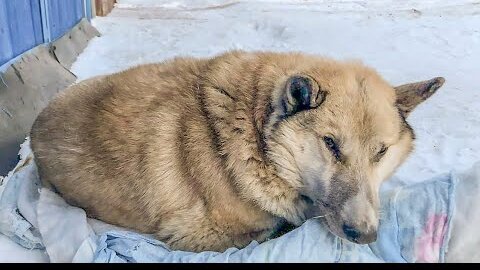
left=0, top=154, right=43, bottom=250
left=0, top=138, right=459, bottom=263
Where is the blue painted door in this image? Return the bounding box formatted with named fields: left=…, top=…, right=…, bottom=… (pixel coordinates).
left=0, top=0, right=87, bottom=66
left=0, top=0, right=44, bottom=66
left=44, top=0, right=85, bottom=42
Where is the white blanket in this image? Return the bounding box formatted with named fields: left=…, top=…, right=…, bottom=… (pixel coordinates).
left=0, top=138, right=462, bottom=263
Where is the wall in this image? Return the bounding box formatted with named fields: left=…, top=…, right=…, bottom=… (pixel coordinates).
left=0, top=0, right=43, bottom=66
left=0, top=2, right=99, bottom=175
left=0, top=0, right=89, bottom=66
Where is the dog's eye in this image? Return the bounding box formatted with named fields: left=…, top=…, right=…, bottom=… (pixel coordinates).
left=378, top=145, right=388, bottom=156
left=300, top=195, right=314, bottom=205
left=323, top=136, right=341, bottom=161
left=374, top=145, right=388, bottom=162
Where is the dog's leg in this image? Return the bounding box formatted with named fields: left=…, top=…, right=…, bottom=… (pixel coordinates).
left=161, top=225, right=234, bottom=252
left=155, top=214, right=238, bottom=253
left=158, top=217, right=275, bottom=253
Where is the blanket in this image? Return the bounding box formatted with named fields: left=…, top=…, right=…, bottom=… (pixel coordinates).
left=0, top=138, right=457, bottom=263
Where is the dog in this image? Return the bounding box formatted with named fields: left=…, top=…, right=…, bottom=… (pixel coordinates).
left=30, top=51, right=444, bottom=252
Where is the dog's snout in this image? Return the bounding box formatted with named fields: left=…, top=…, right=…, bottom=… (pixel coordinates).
left=342, top=224, right=377, bottom=244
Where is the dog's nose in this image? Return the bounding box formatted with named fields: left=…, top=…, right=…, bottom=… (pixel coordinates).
left=342, top=224, right=360, bottom=240
left=342, top=224, right=377, bottom=244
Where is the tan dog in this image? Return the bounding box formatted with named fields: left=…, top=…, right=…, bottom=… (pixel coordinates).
left=30, top=51, right=444, bottom=252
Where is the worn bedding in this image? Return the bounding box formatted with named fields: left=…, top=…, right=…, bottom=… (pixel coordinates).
left=0, top=138, right=459, bottom=263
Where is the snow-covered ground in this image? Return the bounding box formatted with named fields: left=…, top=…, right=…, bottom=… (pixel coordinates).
left=72, top=0, right=480, bottom=184
left=1, top=0, right=480, bottom=262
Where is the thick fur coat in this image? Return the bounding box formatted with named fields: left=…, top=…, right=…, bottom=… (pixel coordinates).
left=30, top=51, right=444, bottom=252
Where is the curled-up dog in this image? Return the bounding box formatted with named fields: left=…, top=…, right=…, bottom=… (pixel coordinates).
left=30, top=51, right=444, bottom=252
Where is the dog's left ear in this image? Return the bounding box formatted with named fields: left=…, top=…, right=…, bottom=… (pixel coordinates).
left=395, top=77, right=445, bottom=117
left=283, top=75, right=326, bottom=116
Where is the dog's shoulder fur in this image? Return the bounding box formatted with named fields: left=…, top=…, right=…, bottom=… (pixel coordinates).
left=30, top=50, right=444, bottom=251
left=31, top=51, right=284, bottom=251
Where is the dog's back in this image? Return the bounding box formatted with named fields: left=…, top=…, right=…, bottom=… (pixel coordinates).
left=31, top=53, right=279, bottom=251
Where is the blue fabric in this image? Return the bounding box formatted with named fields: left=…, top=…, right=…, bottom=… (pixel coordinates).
left=0, top=150, right=457, bottom=263
left=90, top=173, right=456, bottom=263
left=370, top=174, right=457, bottom=263
left=0, top=163, right=43, bottom=250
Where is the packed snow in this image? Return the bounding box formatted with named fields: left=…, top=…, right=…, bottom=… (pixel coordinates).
left=1, top=0, right=480, bottom=262
left=71, top=0, right=480, bottom=184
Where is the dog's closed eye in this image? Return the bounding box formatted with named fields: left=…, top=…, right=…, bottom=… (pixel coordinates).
left=373, top=144, right=388, bottom=162
left=323, top=136, right=342, bottom=161
left=300, top=194, right=315, bottom=205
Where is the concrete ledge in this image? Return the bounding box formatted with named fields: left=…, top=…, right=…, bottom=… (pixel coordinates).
left=52, top=18, right=101, bottom=69
left=0, top=20, right=99, bottom=175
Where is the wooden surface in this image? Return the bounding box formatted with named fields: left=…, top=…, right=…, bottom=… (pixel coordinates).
left=44, top=0, right=85, bottom=42
left=0, top=0, right=87, bottom=66
left=0, top=0, right=43, bottom=66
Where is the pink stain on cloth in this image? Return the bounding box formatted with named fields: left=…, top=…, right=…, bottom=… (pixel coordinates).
left=415, top=214, right=449, bottom=263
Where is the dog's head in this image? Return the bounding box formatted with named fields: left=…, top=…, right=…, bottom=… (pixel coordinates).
left=263, top=57, right=444, bottom=244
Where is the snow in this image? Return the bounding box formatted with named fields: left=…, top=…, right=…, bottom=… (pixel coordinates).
left=2, top=0, right=480, bottom=262
left=71, top=0, right=480, bottom=184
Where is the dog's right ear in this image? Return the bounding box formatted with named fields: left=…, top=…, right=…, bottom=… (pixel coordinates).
left=394, top=77, right=445, bottom=117
left=283, top=75, right=326, bottom=116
